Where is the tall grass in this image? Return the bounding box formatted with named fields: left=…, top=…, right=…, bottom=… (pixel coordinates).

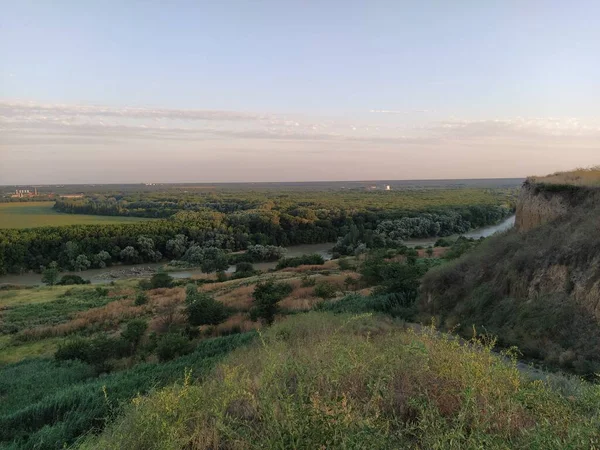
left=79, top=313, right=600, bottom=450
left=0, top=332, right=256, bottom=450
left=530, top=166, right=600, bottom=187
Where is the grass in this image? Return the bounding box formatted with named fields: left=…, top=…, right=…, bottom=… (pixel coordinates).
left=530, top=166, right=600, bottom=188
left=0, top=333, right=256, bottom=450
left=79, top=313, right=600, bottom=450
left=0, top=202, right=150, bottom=229
left=0, top=337, right=65, bottom=365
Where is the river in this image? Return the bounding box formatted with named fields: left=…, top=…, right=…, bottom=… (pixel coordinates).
left=0, top=216, right=515, bottom=287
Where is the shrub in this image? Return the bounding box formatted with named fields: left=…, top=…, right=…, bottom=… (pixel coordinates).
left=186, top=291, right=230, bottom=326
left=156, top=333, right=192, bottom=362
left=149, top=272, right=173, bottom=289
left=55, top=335, right=130, bottom=370
left=216, top=270, right=228, bottom=282
left=55, top=339, right=92, bottom=363
left=337, top=258, right=355, bottom=270
left=314, top=281, right=336, bottom=300
left=41, top=262, right=60, bottom=286
left=121, top=319, right=148, bottom=348
left=56, top=274, right=90, bottom=285
left=138, top=279, right=152, bottom=290
left=300, top=274, right=316, bottom=287
left=275, top=254, right=325, bottom=269
left=94, top=286, right=109, bottom=296
left=134, top=291, right=148, bottom=306
left=250, top=280, right=293, bottom=325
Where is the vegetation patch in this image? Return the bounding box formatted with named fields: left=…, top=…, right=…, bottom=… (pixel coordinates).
left=79, top=313, right=600, bottom=450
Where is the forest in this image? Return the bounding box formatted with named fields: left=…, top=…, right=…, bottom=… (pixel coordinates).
left=0, top=188, right=515, bottom=274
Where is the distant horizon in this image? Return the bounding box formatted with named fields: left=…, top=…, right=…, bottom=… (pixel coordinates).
left=0, top=176, right=528, bottom=187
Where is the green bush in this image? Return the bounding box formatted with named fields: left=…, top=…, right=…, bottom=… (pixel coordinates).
left=314, top=281, right=336, bottom=300
left=250, top=280, right=293, bottom=325
left=55, top=335, right=130, bottom=370
left=337, top=258, right=355, bottom=270
left=121, top=319, right=148, bottom=348
left=149, top=272, right=173, bottom=289
left=134, top=291, right=148, bottom=305
left=156, top=333, right=192, bottom=362
left=56, top=274, right=90, bottom=285
left=186, top=291, right=230, bottom=326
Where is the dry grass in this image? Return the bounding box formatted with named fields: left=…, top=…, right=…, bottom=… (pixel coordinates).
left=530, top=166, right=600, bottom=187
left=215, top=285, right=255, bottom=311
left=208, top=313, right=260, bottom=336
left=82, top=313, right=600, bottom=450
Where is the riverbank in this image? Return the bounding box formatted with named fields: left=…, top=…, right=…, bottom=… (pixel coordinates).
left=0, top=216, right=515, bottom=287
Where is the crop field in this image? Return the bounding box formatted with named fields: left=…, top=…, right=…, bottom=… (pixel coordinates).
left=0, top=202, right=150, bottom=229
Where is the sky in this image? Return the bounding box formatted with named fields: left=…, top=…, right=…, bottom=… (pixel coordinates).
left=1, top=0, right=599, bottom=184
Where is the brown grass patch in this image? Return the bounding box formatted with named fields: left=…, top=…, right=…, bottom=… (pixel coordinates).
left=208, top=313, right=259, bottom=336
left=19, top=298, right=148, bottom=340
left=216, top=285, right=255, bottom=311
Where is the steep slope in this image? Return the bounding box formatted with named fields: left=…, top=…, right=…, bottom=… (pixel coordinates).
left=420, top=179, right=600, bottom=376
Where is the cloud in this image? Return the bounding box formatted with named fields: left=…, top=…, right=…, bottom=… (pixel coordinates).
left=370, top=109, right=433, bottom=114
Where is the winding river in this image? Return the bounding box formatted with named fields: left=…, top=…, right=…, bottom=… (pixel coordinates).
left=0, top=216, right=515, bottom=287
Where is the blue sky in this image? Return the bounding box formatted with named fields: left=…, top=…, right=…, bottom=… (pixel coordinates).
left=1, top=1, right=599, bottom=183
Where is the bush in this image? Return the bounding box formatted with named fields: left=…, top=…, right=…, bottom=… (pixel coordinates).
left=250, top=280, right=293, bottom=325
left=55, top=339, right=92, bottom=363
left=314, top=281, right=337, bottom=300
left=138, top=279, right=152, bottom=290
left=156, top=333, right=192, bottom=362
left=186, top=291, right=230, bottom=326
left=337, top=258, right=355, bottom=270
left=216, top=270, right=228, bottom=282
left=300, top=274, right=316, bottom=287
left=134, top=291, right=148, bottom=305
left=275, top=254, right=325, bottom=269
left=121, top=319, right=148, bottom=348
left=149, top=272, right=174, bottom=289
left=56, top=274, right=90, bottom=285
left=55, top=335, right=130, bottom=370
left=94, top=286, right=109, bottom=296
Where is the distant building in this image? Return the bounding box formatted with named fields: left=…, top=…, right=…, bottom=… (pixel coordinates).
left=11, top=188, right=37, bottom=198
left=385, top=185, right=391, bottom=191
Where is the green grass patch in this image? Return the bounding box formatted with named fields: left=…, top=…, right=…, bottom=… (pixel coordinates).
left=0, top=202, right=150, bottom=229
left=0, top=332, right=256, bottom=450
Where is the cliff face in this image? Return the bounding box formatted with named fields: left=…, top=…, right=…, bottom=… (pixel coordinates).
left=514, top=183, right=570, bottom=231
left=420, top=183, right=600, bottom=375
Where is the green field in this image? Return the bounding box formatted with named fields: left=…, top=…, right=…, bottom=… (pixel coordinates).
left=0, top=202, right=150, bottom=229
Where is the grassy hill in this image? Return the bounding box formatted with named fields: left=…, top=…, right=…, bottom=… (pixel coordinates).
left=79, top=313, right=600, bottom=449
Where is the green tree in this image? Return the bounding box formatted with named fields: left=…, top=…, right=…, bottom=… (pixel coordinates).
left=121, top=319, right=148, bottom=351
left=250, top=280, right=292, bottom=325
left=185, top=284, right=229, bottom=326
left=41, top=261, right=60, bottom=286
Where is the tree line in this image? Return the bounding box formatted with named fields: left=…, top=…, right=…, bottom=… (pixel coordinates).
left=0, top=191, right=513, bottom=274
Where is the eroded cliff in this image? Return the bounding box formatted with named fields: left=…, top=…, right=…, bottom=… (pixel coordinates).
left=420, top=180, right=600, bottom=376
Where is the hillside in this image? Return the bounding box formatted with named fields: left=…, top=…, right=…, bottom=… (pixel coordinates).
left=80, top=313, right=600, bottom=450
left=421, top=172, right=600, bottom=376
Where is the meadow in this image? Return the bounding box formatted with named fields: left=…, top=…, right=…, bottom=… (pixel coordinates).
left=2, top=248, right=600, bottom=449
left=0, top=202, right=149, bottom=229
